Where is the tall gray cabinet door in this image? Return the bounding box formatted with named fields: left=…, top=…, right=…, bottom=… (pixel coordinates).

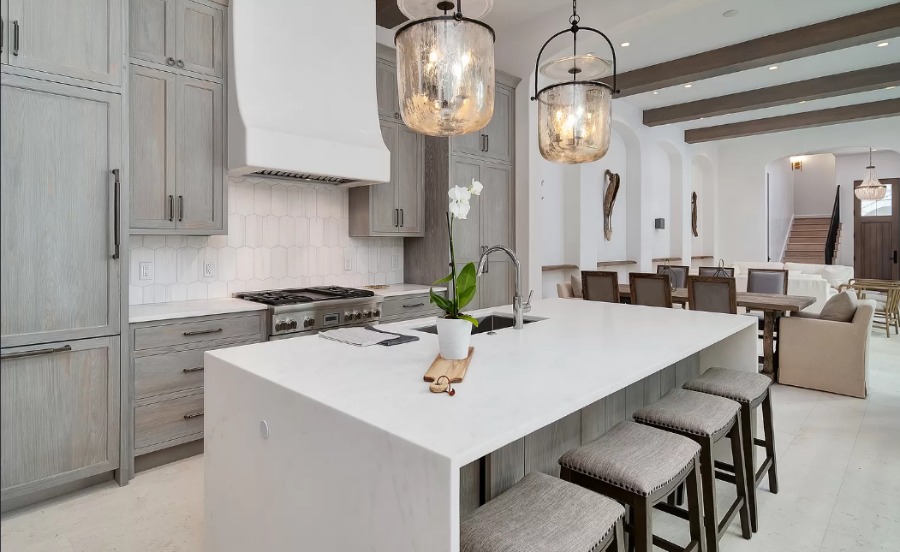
left=176, top=0, right=224, bottom=78
left=1, top=0, right=9, bottom=65
left=478, top=261, right=511, bottom=309
left=451, top=130, right=485, bottom=158
left=483, top=86, right=512, bottom=163
left=175, top=75, right=224, bottom=231
left=396, top=125, right=422, bottom=235
left=375, top=60, right=399, bottom=120
left=130, top=0, right=176, bottom=67
left=1, top=336, right=120, bottom=507
left=481, top=162, right=513, bottom=248
left=130, top=65, right=177, bottom=230
left=372, top=121, right=400, bottom=234
left=7, top=0, right=123, bottom=85
left=0, top=75, right=121, bottom=348
left=449, top=156, right=482, bottom=262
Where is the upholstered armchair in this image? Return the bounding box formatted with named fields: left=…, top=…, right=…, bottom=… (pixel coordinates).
left=777, top=300, right=876, bottom=398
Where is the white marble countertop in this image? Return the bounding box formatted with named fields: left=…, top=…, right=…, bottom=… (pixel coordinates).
left=208, top=298, right=755, bottom=466
left=366, top=283, right=445, bottom=297
left=129, top=298, right=267, bottom=324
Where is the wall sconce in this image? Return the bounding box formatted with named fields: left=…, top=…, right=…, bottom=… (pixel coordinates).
left=789, top=156, right=805, bottom=171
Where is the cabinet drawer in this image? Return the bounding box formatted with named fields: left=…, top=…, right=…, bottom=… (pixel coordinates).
left=382, top=294, right=435, bottom=319
left=135, top=339, right=258, bottom=399
left=135, top=392, right=204, bottom=452
left=133, top=314, right=261, bottom=351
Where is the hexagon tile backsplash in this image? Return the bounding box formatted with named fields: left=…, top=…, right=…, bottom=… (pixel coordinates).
left=129, top=177, right=404, bottom=305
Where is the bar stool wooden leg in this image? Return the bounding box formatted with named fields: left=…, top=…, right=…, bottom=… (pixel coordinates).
left=739, top=404, right=758, bottom=533
left=699, top=441, right=719, bottom=552
left=729, top=421, right=753, bottom=540
left=685, top=459, right=707, bottom=552
left=762, top=393, right=779, bottom=494
left=632, top=498, right=653, bottom=552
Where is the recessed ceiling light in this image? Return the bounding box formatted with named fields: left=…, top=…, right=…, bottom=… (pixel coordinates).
left=620, top=42, right=630, bottom=47
left=887, top=86, right=897, bottom=90
left=876, top=42, right=889, bottom=47
left=723, top=9, right=739, bottom=17
left=799, top=100, right=807, bottom=104
left=768, top=65, right=779, bottom=71
left=652, top=91, right=659, bottom=95
left=684, top=83, right=693, bottom=88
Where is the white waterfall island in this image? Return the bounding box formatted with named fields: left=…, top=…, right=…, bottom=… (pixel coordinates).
left=204, top=298, right=757, bottom=552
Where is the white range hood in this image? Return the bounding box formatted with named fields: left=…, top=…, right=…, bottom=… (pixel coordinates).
left=228, top=0, right=390, bottom=187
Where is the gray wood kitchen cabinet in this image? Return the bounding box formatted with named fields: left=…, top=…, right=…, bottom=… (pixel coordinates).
left=349, top=120, right=424, bottom=237
left=1, top=0, right=8, bottom=66
left=1, top=336, right=120, bottom=512
left=375, top=58, right=400, bottom=121
left=5, top=0, right=123, bottom=85
left=130, top=0, right=223, bottom=79
left=129, top=64, right=225, bottom=234
left=451, top=83, right=514, bottom=164
left=1, top=74, right=122, bottom=348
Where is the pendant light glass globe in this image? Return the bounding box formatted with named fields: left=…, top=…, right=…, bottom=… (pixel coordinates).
left=395, top=8, right=495, bottom=137
left=854, top=148, right=886, bottom=201
left=537, top=82, right=612, bottom=163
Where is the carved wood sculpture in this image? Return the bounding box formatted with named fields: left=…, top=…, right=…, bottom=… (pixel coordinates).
left=603, top=170, right=620, bottom=241
left=691, top=191, right=699, bottom=237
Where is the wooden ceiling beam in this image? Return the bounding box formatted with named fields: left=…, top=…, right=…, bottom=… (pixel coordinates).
left=643, top=63, right=900, bottom=126
left=607, top=4, right=900, bottom=97
left=376, top=0, right=408, bottom=29
left=684, top=98, right=900, bottom=143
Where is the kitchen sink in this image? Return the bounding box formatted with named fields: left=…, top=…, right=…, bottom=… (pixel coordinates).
left=415, top=314, right=544, bottom=335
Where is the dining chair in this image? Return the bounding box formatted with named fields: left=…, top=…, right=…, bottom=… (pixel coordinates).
left=657, top=265, right=689, bottom=289
left=581, top=271, right=620, bottom=303
left=746, top=269, right=788, bottom=295
left=699, top=266, right=735, bottom=278
left=687, top=276, right=737, bottom=314
left=629, top=273, right=673, bottom=308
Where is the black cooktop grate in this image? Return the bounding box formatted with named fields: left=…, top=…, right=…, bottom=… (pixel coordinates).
left=236, top=286, right=375, bottom=306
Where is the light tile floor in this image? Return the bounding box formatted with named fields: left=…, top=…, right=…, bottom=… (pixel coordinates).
left=2, top=334, right=898, bottom=552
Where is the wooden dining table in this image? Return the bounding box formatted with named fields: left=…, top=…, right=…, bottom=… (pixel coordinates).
left=617, top=284, right=816, bottom=378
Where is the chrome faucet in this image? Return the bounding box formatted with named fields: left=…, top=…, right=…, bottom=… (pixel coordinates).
left=476, top=245, right=533, bottom=329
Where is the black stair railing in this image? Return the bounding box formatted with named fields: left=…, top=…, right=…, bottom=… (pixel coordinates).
left=825, top=185, right=840, bottom=265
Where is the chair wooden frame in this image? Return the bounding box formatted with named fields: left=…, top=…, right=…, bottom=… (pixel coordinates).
left=581, top=271, right=621, bottom=303
left=842, top=279, right=900, bottom=338
left=698, top=266, right=735, bottom=278
left=629, top=273, right=674, bottom=308
left=746, top=268, right=789, bottom=295
left=657, top=265, right=690, bottom=289
left=687, top=276, right=737, bottom=314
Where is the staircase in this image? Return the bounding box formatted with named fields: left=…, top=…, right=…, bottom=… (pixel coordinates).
left=782, top=217, right=841, bottom=264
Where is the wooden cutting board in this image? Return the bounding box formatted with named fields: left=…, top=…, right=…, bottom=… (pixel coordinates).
left=423, top=347, right=474, bottom=383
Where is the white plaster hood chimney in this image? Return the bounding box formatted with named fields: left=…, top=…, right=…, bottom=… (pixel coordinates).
left=228, top=0, right=390, bottom=187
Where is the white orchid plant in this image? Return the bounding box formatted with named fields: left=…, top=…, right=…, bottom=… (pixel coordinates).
left=430, top=178, right=484, bottom=326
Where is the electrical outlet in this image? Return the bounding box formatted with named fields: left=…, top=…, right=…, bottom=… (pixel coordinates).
left=391, top=255, right=400, bottom=269
left=344, top=256, right=353, bottom=271
left=139, top=262, right=153, bottom=281
left=203, top=261, right=216, bottom=279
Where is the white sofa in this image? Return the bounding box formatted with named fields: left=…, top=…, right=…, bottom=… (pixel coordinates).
left=731, top=261, right=854, bottom=314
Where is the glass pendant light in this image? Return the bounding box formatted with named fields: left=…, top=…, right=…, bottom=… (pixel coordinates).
left=531, top=0, right=618, bottom=164
left=394, top=1, right=495, bottom=137
left=854, top=147, right=887, bottom=201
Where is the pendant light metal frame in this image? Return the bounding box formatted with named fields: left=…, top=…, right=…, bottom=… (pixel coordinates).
left=394, top=1, right=496, bottom=43
left=854, top=147, right=887, bottom=201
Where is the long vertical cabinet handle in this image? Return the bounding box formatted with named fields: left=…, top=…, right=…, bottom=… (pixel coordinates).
left=2, top=17, right=4, bottom=54
left=485, top=134, right=489, bottom=152
left=178, top=196, right=184, bottom=222
left=400, top=209, right=404, bottom=228
left=12, top=20, right=19, bottom=56
left=168, top=195, right=174, bottom=221
left=111, top=170, right=121, bottom=259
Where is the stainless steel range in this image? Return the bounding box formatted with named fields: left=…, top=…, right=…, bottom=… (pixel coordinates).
left=235, top=286, right=383, bottom=340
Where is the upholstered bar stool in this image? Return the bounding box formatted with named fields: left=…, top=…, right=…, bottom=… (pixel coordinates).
left=461, top=472, right=626, bottom=552
left=558, top=422, right=706, bottom=552
left=632, top=389, right=752, bottom=552
left=683, top=367, right=778, bottom=533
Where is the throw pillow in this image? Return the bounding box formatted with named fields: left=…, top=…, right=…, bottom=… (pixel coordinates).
left=818, top=290, right=858, bottom=323
left=571, top=275, right=583, bottom=299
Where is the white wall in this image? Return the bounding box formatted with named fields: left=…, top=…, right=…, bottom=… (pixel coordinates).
left=834, top=150, right=900, bottom=266
left=715, top=117, right=900, bottom=264
left=765, top=157, right=794, bottom=262
left=793, top=154, right=836, bottom=216
left=129, top=178, right=403, bottom=305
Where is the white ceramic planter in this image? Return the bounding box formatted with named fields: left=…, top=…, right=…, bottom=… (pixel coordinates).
left=436, top=317, right=472, bottom=360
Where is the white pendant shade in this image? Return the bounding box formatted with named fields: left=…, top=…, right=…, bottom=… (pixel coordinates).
left=855, top=148, right=887, bottom=201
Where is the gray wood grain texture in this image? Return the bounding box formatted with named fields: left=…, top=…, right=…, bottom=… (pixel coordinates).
left=483, top=85, right=513, bottom=163
left=177, top=0, right=223, bottom=78
left=402, top=135, right=450, bottom=285
left=450, top=127, right=484, bottom=158
left=1, top=75, right=121, bottom=348
left=349, top=122, right=401, bottom=237
left=134, top=390, right=203, bottom=451
left=396, top=124, right=423, bottom=235
left=130, top=65, right=176, bottom=229
left=134, top=346, right=205, bottom=399
left=449, top=156, right=482, bottom=262
left=459, top=459, right=480, bottom=518
left=7, top=0, right=123, bottom=85
left=488, top=438, right=524, bottom=501
left=1, top=336, right=120, bottom=504
left=1, top=0, right=9, bottom=65
left=477, top=261, right=511, bottom=310
left=580, top=397, right=607, bottom=445
left=605, top=388, right=627, bottom=429
left=375, top=59, right=399, bottom=120
left=524, top=411, right=581, bottom=478
left=130, top=0, right=173, bottom=68
left=132, top=313, right=262, bottom=351
left=381, top=293, right=434, bottom=318
left=176, top=75, right=223, bottom=231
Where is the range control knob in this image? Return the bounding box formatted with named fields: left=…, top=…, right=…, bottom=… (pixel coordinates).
left=344, top=311, right=353, bottom=321
left=286, top=319, right=297, bottom=330
left=353, top=311, right=362, bottom=321
left=373, top=309, right=381, bottom=318
left=274, top=321, right=285, bottom=332
left=362, top=310, right=372, bottom=318
left=303, top=317, right=315, bottom=328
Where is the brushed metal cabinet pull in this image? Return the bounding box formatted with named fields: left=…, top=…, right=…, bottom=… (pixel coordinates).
left=12, top=20, right=19, bottom=56
left=1, top=17, right=4, bottom=54
left=1, top=345, right=72, bottom=361
left=178, top=195, right=184, bottom=222
left=183, top=327, right=223, bottom=336
left=485, top=134, right=489, bottom=152
left=182, top=366, right=204, bottom=373
left=183, top=411, right=204, bottom=419
left=168, top=195, right=175, bottom=221
left=400, top=208, right=404, bottom=228
left=111, top=170, right=120, bottom=259
left=176, top=59, right=185, bottom=69
left=166, top=57, right=175, bottom=66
